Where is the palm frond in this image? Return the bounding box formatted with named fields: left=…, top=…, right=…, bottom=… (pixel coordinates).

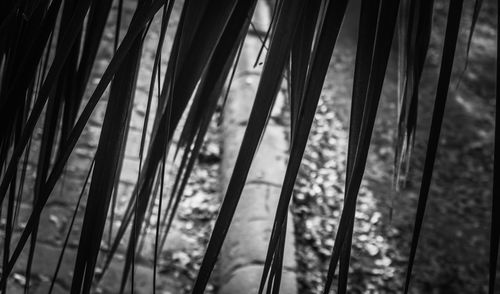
left=0, top=0, right=496, bottom=293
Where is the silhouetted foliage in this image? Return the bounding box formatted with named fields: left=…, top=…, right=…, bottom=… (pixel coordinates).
left=0, top=0, right=496, bottom=293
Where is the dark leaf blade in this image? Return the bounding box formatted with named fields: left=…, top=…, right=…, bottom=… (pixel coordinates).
left=192, top=1, right=305, bottom=292
left=48, top=159, right=94, bottom=294
left=108, top=0, right=254, bottom=290
left=70, top=9, right=146, bottom=290
left=259, top=0, right=349, bottom=292
left=323, top=1, right=400, bottom=293
left=116, top=0, right=240, bottom=243
left=24, top=81, right=64, bottom=292
left=289, top=0, right=322, bottom=143
left=158, top=0, right=240, bottom=142
left=0, top=0, right=90, bottom=207
left=455, top=0, right=483, bottom=89
left=60, top=0, right=114, bottom=146
left=339, top=1, right=380, bottom=291
left=160, top=6, right=251, bottom=249
left=403, top=1, right=464, bottom=293
left=0, top=0, right=61, bottom=171
left=139, top=0, right=174, bottom=162
left=0, top=0, right=166, bottom=286
left=394, top=0, right=434, bottom=189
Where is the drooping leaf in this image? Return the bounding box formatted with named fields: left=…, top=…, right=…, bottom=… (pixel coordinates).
left=59, top=0, right=114, bottom=147
left=69, top=16, right=143, bottom=293
left=339, top=1, right=380, bottom=291
left=394, top=0, right=434, bottom=189
left=0, top=1, right=166, bottom=286
left=0, top=0, right=90, bottom=207
left=112, top=1, right=250, bottom=290
left=193, top=1, right=306, bottom=292
left=323, top=1, right=400, bottom=293
left=289, top=0, right=322, bottom=144
left=404, top=1, right=464, bottom=292
left=455, top=0, right=483, bottom=90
